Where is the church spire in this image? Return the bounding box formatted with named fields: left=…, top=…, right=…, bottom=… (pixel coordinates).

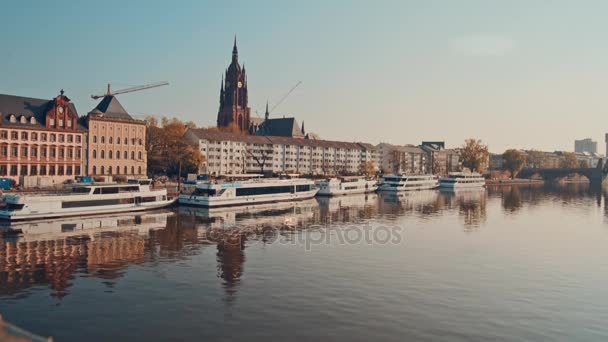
left=232, top=35, right=238, bottom=63
left=301, top=121, right=305, bottom=134
left=265, top=101, right=269, bottom=121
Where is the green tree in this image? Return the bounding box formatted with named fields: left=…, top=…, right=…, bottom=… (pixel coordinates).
left=502, top=149, right=526, bottom=179
left=460, top=139, right=490, bottom=173
left=559, top=152, right=580, bottom=169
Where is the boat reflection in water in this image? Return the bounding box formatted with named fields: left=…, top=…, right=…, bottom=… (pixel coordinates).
left=178, top=199, right=318, bottom=231
left=0, top=190, right=491, bottom=303
left=0, top=211, right=173, bottom=299
left=439, top=188, right=487, bottom=229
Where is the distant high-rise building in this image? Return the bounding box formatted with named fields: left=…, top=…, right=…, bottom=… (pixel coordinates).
left=574, top=138, right=597, bottom=154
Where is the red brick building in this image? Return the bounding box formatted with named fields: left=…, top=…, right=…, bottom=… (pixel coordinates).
left=0, top=91, right=85, bottom=185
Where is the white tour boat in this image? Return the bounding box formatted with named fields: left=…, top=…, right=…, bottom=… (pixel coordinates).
left=0, top=179, right=175, bottom=221
left=377, top=174, right=439, bottom=191
left=315, top=176, right=378, bottom=196
left=439, top=172, right=486, bottom=189
left=178, top=174, right=318, bottom=207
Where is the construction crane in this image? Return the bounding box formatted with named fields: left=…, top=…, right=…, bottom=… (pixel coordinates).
left=269, top=81, right=302, bottom=114
left=91, top=81, right=169, bottom=100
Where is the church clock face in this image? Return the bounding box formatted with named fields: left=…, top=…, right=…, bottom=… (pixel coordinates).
left=237, top=81, right=243, bottom=88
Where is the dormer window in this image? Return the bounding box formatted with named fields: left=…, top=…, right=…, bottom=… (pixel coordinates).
left=20, top=116, right=27, bottom=124
left=67, top=120, right=72, bottom=128
left=9, top=115, right=16, bottom=123
left=59, top=119, right=64, bottom=127
left=30, top=117, right=36, bottom=124
left=50, top=118, right=55, bottom=126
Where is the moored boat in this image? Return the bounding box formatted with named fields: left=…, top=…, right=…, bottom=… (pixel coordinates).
left=0, top=179, right=175, bottom=221
left=178, top=174, right=318, bottom=207
left=439, top=172, right=486, bottom=189
left=315, top=176, right=377, bottom=196
left=377, top=174, right=439, bottom=191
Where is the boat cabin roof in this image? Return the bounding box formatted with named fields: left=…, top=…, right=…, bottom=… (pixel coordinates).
left=221, top=174, right=263, bottom=178
left=71, top=182, right=141, bottom=188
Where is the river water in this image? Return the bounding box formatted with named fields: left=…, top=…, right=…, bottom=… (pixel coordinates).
left=1, top=184, right=608, bottom=341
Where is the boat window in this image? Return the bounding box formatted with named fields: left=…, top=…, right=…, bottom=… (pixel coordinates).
left=141, top=196, right=158, bottom=203
left=236, top=185, right=294, bottom=196
left=61, top=224, right=76, bottom=232
left=71, top=187, right=91, bottom=194
left=100, top=187, right=120, bottom=194
left=192, top=188, right=217, bottom=196
left=62, top=198, right=135, bottom=208
left=296, top=184, right=313, bottom=192
left=2, top=203, right=24, bottom=211
left=119, top=186, right=140, bottom=192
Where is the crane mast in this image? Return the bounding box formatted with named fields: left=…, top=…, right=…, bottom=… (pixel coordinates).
left=269, top=81, right=302, bottom=114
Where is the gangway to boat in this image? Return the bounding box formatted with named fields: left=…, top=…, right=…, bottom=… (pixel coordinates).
left=0, top=314, right=52, bottom=341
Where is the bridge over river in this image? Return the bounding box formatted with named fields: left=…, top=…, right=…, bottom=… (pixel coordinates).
left=518, top=159, right=608, bottom=185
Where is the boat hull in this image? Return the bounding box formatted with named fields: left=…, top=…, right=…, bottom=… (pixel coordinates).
left=0, top=198, right=176, bottom=221
left=377, top=183, right=438, bottom=192
left=316, top=186, right=377, bottom=196
left=178, top=190, right=318, bottom=207
left=438, top=182, right=485, bottom=189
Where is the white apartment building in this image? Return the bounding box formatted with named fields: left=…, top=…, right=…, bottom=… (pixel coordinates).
left=377, top=143, right=427, bottom=175
left=185, top=129, right=380, bottom=176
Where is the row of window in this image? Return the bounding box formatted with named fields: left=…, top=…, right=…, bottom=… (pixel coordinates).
left=92, top=123, right=144, bottom=134
left=0, top=165, right=81, bottom=176
left=92, top=136, right=143, bottom=145
left=0, top=131, right=81, bottom=143
left=48, top=118, right=73, bottom=128
left=91, top=150, right=142, bottom=160
left=90, top=165, right=143, bottom=176
left=0, top=146, right=81, bottom=159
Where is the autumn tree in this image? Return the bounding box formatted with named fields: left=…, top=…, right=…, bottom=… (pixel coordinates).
left=146, top=117, right=205, bottom=177
left=526, top=150, right=546, bottom=169
left=363, top=161, right=377, bottom=177
left=502, top=149, right=526, bottom=179
left=459, top=139, right=489, bottom=173
left=559, top=152, right=580, bottom=169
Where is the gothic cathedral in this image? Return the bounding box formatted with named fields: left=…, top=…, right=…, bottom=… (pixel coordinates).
left=217, top=37, right=251, bottom=133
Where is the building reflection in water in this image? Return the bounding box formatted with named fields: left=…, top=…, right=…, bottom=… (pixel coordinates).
left=0, top=212, right=172, bottom=299
left=438, top=189, right=487, bottom=230
left=0, top=190, right=494, bottom=301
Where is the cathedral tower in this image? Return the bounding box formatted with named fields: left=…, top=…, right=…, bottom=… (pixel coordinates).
left=217, top=37, right=251, bottom=133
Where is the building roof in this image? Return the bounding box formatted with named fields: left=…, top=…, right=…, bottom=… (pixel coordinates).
left=257, top=117, right=304, bottom=138
left=378, top=143, right=425, bottom=154
left=189, top=128, right=272, bottom=144
left=0, top=93, right=84, bottom=130
left=188, top=128, right=364, bottom=150
left=88, top=95, right=135, bottom=121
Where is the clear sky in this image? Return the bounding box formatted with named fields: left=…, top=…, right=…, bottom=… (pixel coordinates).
left=2, top=0, right=607, bottom=153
